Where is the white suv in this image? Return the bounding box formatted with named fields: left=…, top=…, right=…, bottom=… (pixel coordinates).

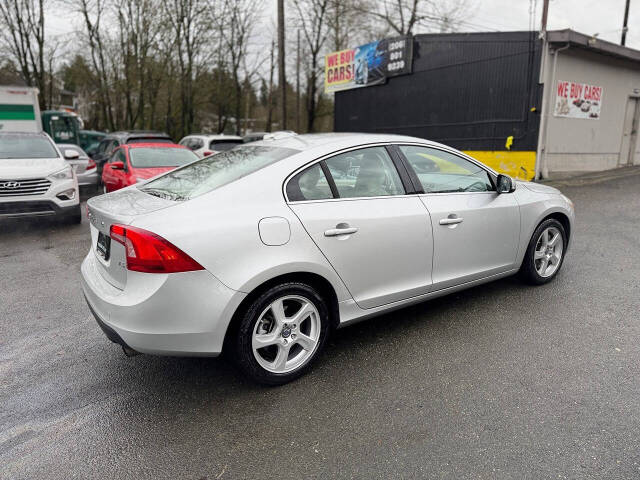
left=0, top=131, right=81, bottom=223
left=178, top=134, right=243, bottom=158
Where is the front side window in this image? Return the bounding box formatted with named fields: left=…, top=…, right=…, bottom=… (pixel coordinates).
left=141, top=145, right=298, bottom=201
left=286, top=163, right=333, bottom=201
left=0, top=134, right=58, bottom=159
left=129, top=147, right=197, bottom=168
left=324, top=146, right=404, bottom=198
left=399, top=145, right=494, bottom=193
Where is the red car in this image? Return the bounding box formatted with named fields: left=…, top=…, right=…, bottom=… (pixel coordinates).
left=101, top=143, right=198, bottom=193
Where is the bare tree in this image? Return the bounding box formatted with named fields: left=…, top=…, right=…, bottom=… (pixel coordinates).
left=359, top=0, right=474, bottom=36
left=164, top=0, right=212, bottom=137
left=291, top=0, right=330, bottom=132
left=215, top=0, right=263, bottom=135
left=0, top=0, right=48, bottom=109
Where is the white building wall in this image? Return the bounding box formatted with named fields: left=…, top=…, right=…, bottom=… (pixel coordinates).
left=541, top=48, right=640, bottom=174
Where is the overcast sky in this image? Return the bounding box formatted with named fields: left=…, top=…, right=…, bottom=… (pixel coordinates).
left=47, top=0, right=640, bottom=55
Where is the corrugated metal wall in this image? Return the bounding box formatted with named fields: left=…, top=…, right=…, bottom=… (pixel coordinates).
left=334, top=31, right=543, bottom=152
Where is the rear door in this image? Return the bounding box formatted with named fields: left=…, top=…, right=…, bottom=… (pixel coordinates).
left=398, top=144, right=520, bottom=290
left=288, top=145, right=433, bottom=309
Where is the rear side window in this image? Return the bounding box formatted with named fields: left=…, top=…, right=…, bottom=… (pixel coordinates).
left=141, top=145, right=298, bottom=201
left=286, top=163, right=333, bottom=201
left=0, top=134, right=58, bottom=159
left=324, top=146, right=405, bottom=198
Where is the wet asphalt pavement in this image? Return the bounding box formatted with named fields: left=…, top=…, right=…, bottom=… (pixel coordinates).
left=1, top=173, right=640, bottom=480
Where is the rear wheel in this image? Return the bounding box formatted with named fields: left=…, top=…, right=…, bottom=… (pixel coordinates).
left=233, top=282, right=330, bottom=385
left=519, top=218, right=567, bottom=285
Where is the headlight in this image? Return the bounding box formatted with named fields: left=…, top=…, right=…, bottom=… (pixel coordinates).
left=49, top=166, right=73, bottom=181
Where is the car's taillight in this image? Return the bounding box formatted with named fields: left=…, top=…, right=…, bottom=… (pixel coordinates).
left=86, top=158, right=96, bottom=170
left=203, top=150, right=214, bottom=156
left=109, top=224, right=203, bottom=273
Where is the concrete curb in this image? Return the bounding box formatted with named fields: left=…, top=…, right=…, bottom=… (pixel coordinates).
left=537, top=165, right=640, bottom=188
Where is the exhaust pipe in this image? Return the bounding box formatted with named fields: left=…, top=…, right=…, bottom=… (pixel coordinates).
left=122, top=345, right=140, bottom=357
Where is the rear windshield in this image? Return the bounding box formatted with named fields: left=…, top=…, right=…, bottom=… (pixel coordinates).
left=209, top=139, right=242, bottom=152
left=141, top=145, right=298, bottom=201
left=127, top=137, right=172, bottom=144
left=0, top=134, right=58, bottom=159
left=129, top=147, right=197, bottom=168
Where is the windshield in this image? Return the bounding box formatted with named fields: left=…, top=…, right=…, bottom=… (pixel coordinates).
left=129, top=147, right=197, bottom=168
left=141, top=145, right=298, bottom=201
left=209, top=140, right=242, bottom=152
left=0, top=134, right=58, bottom=159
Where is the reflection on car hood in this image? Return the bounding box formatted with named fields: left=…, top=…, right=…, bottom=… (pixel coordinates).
left=88, top=186, right=175, bottom=217
left=0, top=157, right=67, bottom=179
left=519, top=181, right=561, bottom=195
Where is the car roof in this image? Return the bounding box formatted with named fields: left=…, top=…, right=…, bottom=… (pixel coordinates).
left=186, top=134, right=243, bottom=141
left=105, top=131, right=172, bottom=141
left=251, top=132, right=439, bottom=151
left=125, top=142, right=187, bottom=149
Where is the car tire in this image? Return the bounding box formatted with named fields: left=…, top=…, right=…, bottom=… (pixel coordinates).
left=233, top=282, right=331, bottom=385
left=519, top=218, right=567, bottom=285
left=62, top=204, right=82, bottom=225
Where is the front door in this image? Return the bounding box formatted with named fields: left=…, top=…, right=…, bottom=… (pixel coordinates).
left=398, top=145, right=520, bottom=291
left=620, top=97, right=639, bottom=167
left=288, top=146, right=433, bottom=309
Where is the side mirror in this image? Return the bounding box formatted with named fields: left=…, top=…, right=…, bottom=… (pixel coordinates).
left=496, top=174, right=516, bottom=193
left=64, top=149, right=80, bottom=160
left=111, top=161, right=125, bottom=170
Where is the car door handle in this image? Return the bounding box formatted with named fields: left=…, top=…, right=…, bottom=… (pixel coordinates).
left=439, top=216, right=463, bottom=225
left=324, top=225, right=358, bottom=237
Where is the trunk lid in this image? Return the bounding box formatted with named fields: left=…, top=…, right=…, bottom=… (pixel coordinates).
left=87, top=187, right=175, bottom=289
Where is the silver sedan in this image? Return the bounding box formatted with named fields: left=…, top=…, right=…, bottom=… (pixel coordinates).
left=57, top=143, right=98, bottom=188
left=81, top=133, right=575, bottom=385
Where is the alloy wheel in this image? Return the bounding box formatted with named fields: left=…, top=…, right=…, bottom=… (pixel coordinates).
left=534, top=226, right=564, bottom=278
left=252, top=295, right=321, bottom=374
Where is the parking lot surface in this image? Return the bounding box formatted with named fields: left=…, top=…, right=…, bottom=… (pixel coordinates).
left=2, top=173, right=640, bottom=479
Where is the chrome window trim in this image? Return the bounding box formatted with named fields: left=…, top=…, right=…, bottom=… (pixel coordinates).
left=283, top=141, right=497, bottom=203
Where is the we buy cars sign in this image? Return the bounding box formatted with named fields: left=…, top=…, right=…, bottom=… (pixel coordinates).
left=554, top=80, right=604, bottom=119
left=324, top=36, right=412, bottom=93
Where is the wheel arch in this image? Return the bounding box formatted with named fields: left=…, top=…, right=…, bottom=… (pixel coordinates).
left=222, top=271, right=341, bottom=355
left=540, top=210, right=572, bottom=244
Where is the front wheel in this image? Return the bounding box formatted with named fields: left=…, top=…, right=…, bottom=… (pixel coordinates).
left=519, top=218, right=567, bottom=285
left=233, top=282, right=331, bottom=385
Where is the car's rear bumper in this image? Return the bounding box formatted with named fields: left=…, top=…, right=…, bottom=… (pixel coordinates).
left=77, top=169, right=98, bottom=186
left=80, top=252, right=246, bottom=356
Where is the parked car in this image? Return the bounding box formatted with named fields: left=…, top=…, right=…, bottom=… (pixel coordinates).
left=243, top=132, right=268, bottom=143
left=178, top=134, right=243, bottom=158
left=91, top=131, right=174, bottom=180
left=1, top=131, right=80, bottom=223
left=81, top=133, right=574, bottom=385
left=101, top=143, right=197, bottom=193
left=79, top=130, right=106, bottom=156
left=56, top=143, right=98, bottom=189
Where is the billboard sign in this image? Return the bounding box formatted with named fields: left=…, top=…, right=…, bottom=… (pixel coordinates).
left=554, top=80, right=603, bottom=119
left=324, top=37, right=413, bottom=93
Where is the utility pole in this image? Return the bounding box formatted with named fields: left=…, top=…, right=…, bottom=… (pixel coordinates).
left=277, top=0, right=287, bottom=130
left=540, top=0, right=550, bottom=35
left=621, top=0, right=631, bottom=46
left=296, top=29, right=300, bottom=132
